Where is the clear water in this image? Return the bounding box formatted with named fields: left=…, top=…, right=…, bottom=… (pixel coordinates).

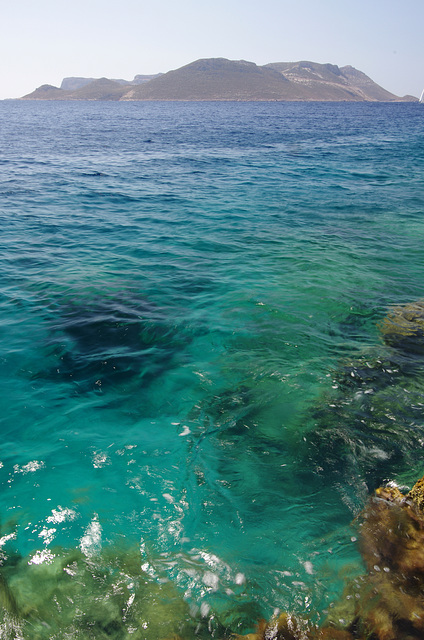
left=0, top=100, right=424, bottom=636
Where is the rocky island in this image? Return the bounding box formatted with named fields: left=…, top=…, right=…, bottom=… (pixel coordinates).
left=21, top=58, right=416, bottom=102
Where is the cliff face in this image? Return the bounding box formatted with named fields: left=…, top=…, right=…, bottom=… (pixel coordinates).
left=265, top=60, right=401, bottom=101
left=21, top=58, right=414, bottom=101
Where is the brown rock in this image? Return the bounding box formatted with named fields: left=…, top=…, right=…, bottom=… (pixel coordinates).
left=379, top=300, right=424, bottom=353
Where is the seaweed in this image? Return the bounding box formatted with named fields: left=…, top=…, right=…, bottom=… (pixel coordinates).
left=0, top=544, right=206, bottom=639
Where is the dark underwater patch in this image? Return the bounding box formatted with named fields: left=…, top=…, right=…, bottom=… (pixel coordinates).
left=35, top=292, right=190, bottom=394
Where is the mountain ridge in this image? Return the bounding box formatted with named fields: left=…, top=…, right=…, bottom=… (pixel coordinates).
left=21, top=58, right=417, bottom=102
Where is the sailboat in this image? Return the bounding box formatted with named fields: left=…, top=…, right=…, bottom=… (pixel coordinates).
left=420, top=88, right=424, bottom=103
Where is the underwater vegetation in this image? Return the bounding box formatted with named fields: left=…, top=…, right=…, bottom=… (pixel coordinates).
left=2, top=300, right=424, bottom=638
left=0, top=543, right=213, bottom=640
left=3, top=476, right=424, bottom=639
left=300, top=300, right=424, bottom=500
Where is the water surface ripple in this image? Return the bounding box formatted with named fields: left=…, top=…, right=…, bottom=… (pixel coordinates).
left=0, top=100, right=424, bottom=635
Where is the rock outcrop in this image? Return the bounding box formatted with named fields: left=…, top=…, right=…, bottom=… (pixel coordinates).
left=380, top=299, right=424, bottom=354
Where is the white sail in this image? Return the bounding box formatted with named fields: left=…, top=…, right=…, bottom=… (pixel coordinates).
left=420, top=88, right=424, bottom=102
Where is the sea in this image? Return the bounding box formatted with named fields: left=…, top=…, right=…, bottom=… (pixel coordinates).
left=0, top=99, right=423, bottom=638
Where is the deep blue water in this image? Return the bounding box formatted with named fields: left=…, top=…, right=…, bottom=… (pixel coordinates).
left=0, top=100, right=424, bottom=637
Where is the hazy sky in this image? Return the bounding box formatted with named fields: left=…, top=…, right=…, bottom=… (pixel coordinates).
left=1, top=0, right=423, bottom=100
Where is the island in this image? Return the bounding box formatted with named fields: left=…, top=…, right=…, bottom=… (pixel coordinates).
left=21, top=58, right=417, bottom=102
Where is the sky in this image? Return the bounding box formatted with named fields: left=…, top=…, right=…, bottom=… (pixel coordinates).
left=1, top=0, right=423, bottom=100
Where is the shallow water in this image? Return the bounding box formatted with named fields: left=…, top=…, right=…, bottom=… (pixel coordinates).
left=0, top=100, right=424, bottom=636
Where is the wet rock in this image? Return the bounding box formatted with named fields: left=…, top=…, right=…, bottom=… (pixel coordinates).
left=233, top=474, right=424, bottom=640
left=231, top=611, right=355, bottom=639
left=406, top=475, right=424, bottom=510
left=353, top=474, right=424, bottom=639
left=230, top=614, right=296, bottom=640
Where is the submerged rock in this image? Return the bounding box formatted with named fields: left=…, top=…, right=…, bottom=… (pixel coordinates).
left=301, top=348, right=424, bottom=502
left=301, top=300, right=424, bottom=498
left=379, top=299, right=424, bottom=354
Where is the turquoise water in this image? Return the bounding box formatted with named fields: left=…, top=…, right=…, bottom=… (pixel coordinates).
left=0, top=100, right=424, bottom=637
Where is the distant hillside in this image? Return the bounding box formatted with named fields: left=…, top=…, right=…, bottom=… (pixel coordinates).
left=120, top=58, right=307, bottom=101
left=66, top=78, right=127, bottom=101
left=22, top=79, right=124, bottom=101
left=21, top=58, right=415, bottom=102
left=60, top=74, right=162, bottom=91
